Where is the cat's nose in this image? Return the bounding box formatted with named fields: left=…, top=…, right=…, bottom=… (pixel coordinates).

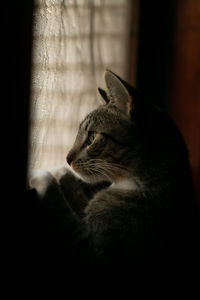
left=66, top=151, right=75, bottom=166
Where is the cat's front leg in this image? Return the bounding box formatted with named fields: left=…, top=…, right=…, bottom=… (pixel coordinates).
left=52, top=166, right=91, bottom=214
left=29, top=166, right=88, bottom=212
left=29, top=168, right=91, bottom=267
left=29, top=169, right=83, bottom=237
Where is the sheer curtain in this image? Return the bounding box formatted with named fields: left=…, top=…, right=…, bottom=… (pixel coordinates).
left=29, top=0, right=139, bottom=171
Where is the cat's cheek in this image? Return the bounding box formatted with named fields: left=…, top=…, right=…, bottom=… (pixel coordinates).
left=29, top=170, right=55, bottom=199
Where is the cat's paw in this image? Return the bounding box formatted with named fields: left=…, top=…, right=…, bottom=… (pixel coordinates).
left=50, top=165, right=80, bottom=187
left=50, top=166, right=68, bottom=183
left=29, top=170, right=55, bottom=199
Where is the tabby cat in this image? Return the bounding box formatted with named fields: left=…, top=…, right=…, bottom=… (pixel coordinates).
left=30, top=70, right=198, bottom=272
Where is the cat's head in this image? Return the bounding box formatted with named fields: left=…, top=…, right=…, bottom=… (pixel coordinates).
left=66, top=70, right=183, bottom=184
left=66, top=70, right=143, bottom=184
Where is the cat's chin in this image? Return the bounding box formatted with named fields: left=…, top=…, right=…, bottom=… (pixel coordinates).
left=68, top=166, right=85, bottom=181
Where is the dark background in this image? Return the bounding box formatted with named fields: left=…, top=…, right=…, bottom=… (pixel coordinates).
left=134, top=0, right=200, bottom=204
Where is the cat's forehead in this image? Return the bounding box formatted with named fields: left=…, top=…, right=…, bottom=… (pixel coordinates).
left=80, top=106, right=122, bottom=132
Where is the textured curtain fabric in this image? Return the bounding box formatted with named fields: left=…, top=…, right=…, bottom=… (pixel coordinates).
left=29, top=0, right=139, bottom=171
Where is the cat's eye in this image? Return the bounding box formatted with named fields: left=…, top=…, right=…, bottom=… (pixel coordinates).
left=86, top=131, right=96, bottom=146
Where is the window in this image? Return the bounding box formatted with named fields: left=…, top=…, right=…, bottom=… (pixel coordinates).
left=29, top=0, right=139, bottom=171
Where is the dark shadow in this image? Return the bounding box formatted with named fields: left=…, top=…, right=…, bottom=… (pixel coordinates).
left=137, top=0, right=176, bottom=110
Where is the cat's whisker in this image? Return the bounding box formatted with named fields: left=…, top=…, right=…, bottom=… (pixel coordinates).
left=83, top=164, right=121, bottom=182
left=86, top=166, right=111, bottom=180
left=84, top=159, right=128, bottom=172
left=81, top=163, right=113, bottom=181
left=83, top=168, right=110, bottom=183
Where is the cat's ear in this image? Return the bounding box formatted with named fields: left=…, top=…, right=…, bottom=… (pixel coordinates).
left=97, top=88, right=110, bottom=104
left=104, top=69, right=134, bottom=117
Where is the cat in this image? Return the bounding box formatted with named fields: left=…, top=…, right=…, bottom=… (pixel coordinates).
left=29, top=70, right=198, bottom=274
